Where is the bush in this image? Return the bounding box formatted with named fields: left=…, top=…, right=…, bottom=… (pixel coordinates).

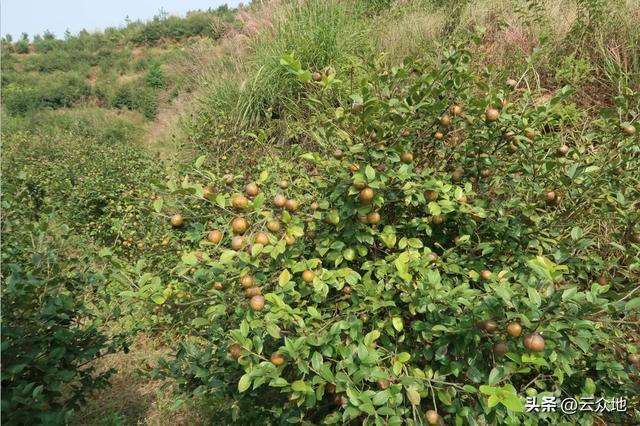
left=145, top=62, right=166, bottom=88
left=0, top=181, right=128, bottom=425
left=148, top=41, right=640, bottom=425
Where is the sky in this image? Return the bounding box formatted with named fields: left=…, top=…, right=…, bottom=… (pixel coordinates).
left=1, top=0, right=244, bottom=40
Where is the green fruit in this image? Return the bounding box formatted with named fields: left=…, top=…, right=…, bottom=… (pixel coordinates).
left=326, top=210, right=340, bottom=225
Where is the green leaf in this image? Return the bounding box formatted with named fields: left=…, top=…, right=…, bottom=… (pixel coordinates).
left=195, top=155, right=206, bottom=168
left=182, top=252, right=198, bottom=266
left=392, top=317, right=403, bottom=332
left=151, top=294, right=166, bottom=305
left=625, top=297, right=640, bottom=311
left=279, top=269, right=292, bottom=286
left=153, top=198, right=163, bottom=213
left=238, top=374, right=251, bottom=392
left=527, top=287, right=541, bottom=307
left=373, top=390, right=390, bottom=406
left=365, top=165, right=376, bottom=182
left=501, top=395, right=524, bottom=412
left=406, top=386, right=421, bottom=405
left=292, top=380, right=308, bottom=392
left=570, top=226, right=582, bottom=240
left=397, top=352, right=411, bottom=363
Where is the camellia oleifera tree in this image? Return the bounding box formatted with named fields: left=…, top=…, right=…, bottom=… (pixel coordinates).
left=149, top=39, right=640, bottom=425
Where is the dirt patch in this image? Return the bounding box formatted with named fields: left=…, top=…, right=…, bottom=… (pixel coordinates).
left=70, top=335, right=204, bottom=426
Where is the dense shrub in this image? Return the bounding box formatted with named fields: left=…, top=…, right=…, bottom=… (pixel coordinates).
left=148, top=42, right=640, bottom=425
left=145, top=62, right=166, bottom=88
left=0, top=180, right=128, bottom=425
left=1, top=73, right=91, bottom=115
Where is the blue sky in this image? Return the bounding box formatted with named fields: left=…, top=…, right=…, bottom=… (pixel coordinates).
left=1, top=0, right=244, bottom=40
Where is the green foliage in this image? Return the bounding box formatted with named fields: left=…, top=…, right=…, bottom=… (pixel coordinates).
left=0, top=181, right=129, bottom=425
left=2, top=72, right=91, bottom=115
left=145, top=62, right=166, bottom=89
left=147, top=40, right=640, bottom=424
left=1, top=109, right=161, bottom=244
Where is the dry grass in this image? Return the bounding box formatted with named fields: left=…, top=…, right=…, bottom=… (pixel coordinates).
left=374, top=5, right=448, bottom=63
left=70, top=335, right=205, bottom=426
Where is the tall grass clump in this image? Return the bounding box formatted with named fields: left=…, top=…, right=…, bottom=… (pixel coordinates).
left=194, top=0, right=374, bottom=132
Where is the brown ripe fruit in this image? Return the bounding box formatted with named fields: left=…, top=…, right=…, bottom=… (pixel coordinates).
left=333, top=149, right=344, bottom=160
left=349, top=163, right=360, bottom=172
left=557, top=145, right=569, bottom=157
left=425, top=410, right=439, bottom=425
left=279, top=180, right=289, bottom=189
left=480, top=270, right=492, bottom=281
left=506, top=78, right=518, bottom=89
left=402, top=128, right=411, bottom=137
left=483, top=320, right=498, bottom=333
left=255, top=232, right=269, bottom=246
left=621, top=124, right=636, bottom=136
left=245, top=286, right=262, bottom=298
left=273, top=193, right=287, bottom=208
left=439, top=115, right=451, bottom=127
left=524, top=128, right=536, bottom=140
left=137, top=241, right=145, bottom=248
left=302, top=270, right=316, bottom=283
left=223, top=174, right=234, bottom=185
left=342, top=286, right=352, bottom=295
left=310, top=201, right=319, bottom=210
left=367, top=212, right=381, bottom=224
left=229, top=344, right=242, bottom=360
left=231, top=236, right=245, bottom=250
left=271, top=352, right=286, bottom=366
left=451, top=168, right=464, bottom=182
left=267, top=220, right=281, bottom=233
left=334, top=394, right=346, bottom=406
left=208, top=230, right=223, bottom=244
left=326, top=383, right=336, bottom=394
left=523, top=333, right=545, bottom=352
left=597, top=275, right=609, bottom=285
left=359, top=187, right=375, bottom=203
left=480, top=169, right=492, bottom=178
left=377, top=379, right=390, bottom=390
left=312, top=72, right=322, bottom=82
left=400, top=152, right=414, bottom=164
left=203, top=186, right=214, bottom=199
left=485, top=108, right=500, bottom=122
left=245, top=182, right=259, bottom=197
left=628, top=353, right=640, bottom=364
left=427, top=252, right=439, bottom=262
left=457, top=195, right=468, bottom=204
left=434, top=131, right=444, bottom=140
left=494, top=341, right=509, bottom=357
left=506, top=322, right=522, bottom=337
left=250, top=295, right=265, bottom=311
left=354, top=181, right=366, bottom=190
left=285, top=199, right=300, bottom=212
left=544, top=191, right=556, bottom=203
left=161, top=238, right=169, bottom=246
left=213, top=282, right=224, bottom=291
left=170, top=214, right=184, bottom=227
left=284, top=234, right=296, bottom=246
left=425, top=190, right=438, bottom=202
left=231, top=217, right=249, bottom=234
left=450, top=105, right=463, bottom=116
left=231, top=194, right=249, bottom=210
left=432, top=215, right=445, bottom=225
left=241, top=275, right=254, bottom=288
